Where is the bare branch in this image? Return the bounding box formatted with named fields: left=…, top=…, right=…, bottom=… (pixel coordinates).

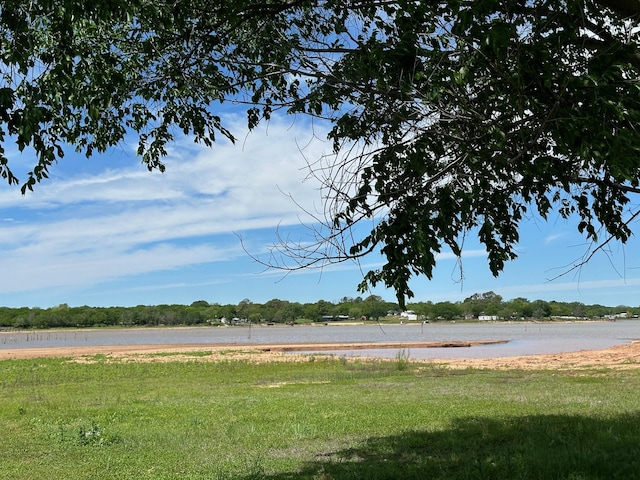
left=546, top=208, right=640, bottom=282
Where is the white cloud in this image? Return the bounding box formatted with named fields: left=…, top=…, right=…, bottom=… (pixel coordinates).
left=439, top=249, right=486, bottom=260
left=0, top=116, right=336, bottom=294
left=0, top=242, right=243, bottom=293
left=544, top=232, right=567, bottom=244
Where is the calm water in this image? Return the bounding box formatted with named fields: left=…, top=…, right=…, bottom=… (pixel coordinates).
left=1, top=321, right=638, bottom=359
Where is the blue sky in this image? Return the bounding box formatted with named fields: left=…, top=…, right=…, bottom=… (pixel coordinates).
left=0, top=114, right=639, bottom=308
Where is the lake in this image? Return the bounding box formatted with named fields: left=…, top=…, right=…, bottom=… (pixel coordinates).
left=1, top=320, right=638, bottom=359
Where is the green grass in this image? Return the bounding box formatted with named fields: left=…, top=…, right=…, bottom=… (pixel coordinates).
left=1, top=356, right=639, bottom=479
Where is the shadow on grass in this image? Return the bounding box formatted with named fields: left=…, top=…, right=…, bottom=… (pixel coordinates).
left=252, top=413, right=640, bottom=480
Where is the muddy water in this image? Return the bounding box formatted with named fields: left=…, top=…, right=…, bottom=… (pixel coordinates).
left=1, top=320, right=638, bottom=359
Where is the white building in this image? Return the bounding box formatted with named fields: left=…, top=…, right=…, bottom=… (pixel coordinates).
left=400, top=311, right=418, bottom=321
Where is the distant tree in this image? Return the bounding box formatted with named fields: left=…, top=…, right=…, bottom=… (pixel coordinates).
left=569, top=302, right=587, bottom=318
left=348, top=305, right=364, bottom=320
left=332, top=302, right=349, bottom=316
left=361, top=295, right=389, bottom=321
left=585, top=304, right=611, bottom=318
left=407, top=301, right=434, bottom=319
left=531, top=300, right=552, bottom=319
left=280, top=302, right=303, bottom=322
left=315, top=300, right=333, bottom=318
left=301, top=302, right=321, bottom=322
left=364, top=295, right=384, bottom=303
left=237, top=298, right=252, bottom=320
left=263, top=299, right=289, bottom=322
left=431, top=301, right=461, bottom=321
left=462, top=292, right=503, bottom=317
left=202, top=303, right=224, bottom=321
left=191, top=300, right=210, bottom=308
left=0, top=307, right=16, bottom=327
left=549, top=301, right=572, bottom=317
left=183, top=306, right=204, bottom=325
left=503, top=297, right=533, bottom=319
left=219, top=304, right=237, bottom=321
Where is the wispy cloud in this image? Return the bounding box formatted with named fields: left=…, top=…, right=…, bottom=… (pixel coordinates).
left=544, top=232, right=567, bottom=244
left=0, top=118, right=334, bottom=295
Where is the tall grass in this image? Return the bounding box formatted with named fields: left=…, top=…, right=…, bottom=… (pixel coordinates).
left=1, top=355, right=639, bottom=479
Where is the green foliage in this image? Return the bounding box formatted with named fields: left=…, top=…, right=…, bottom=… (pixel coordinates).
left=1, top=1, right=639, bottom=306
left=0, top=292, right=637, bottom=328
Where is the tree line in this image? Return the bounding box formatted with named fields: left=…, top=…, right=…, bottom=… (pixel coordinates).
left=0, top=292, right=638, bottom=329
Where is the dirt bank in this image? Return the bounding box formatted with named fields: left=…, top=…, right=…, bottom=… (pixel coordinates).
left=1, top=339, right=639, bottom=370
left=434, top=339, right=640, bottom=370
left=0, top=340, right=505, bottom=360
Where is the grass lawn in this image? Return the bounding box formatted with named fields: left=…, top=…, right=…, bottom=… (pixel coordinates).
left=1, top=353, right=639, bottom=479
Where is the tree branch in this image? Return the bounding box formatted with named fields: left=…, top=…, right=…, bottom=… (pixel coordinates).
left=594, top=0, right=640, bottom=19
left=575, top=176, right=640, bottom=194
left=546, top=208, right=640, bottom=282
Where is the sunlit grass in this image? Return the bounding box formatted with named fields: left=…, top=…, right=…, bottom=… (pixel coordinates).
left=1, top=356, right=639, bottom=479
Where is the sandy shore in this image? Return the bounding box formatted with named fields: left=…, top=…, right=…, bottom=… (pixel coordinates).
left=0, top=340, right=505, bottom=360
left=1, top=339, right=639, bottom=370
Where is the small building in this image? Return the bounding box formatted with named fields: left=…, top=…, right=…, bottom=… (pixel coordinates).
left=400, top=311, right=418, bottom=321
left=607, top=312, right=630, bottom=320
